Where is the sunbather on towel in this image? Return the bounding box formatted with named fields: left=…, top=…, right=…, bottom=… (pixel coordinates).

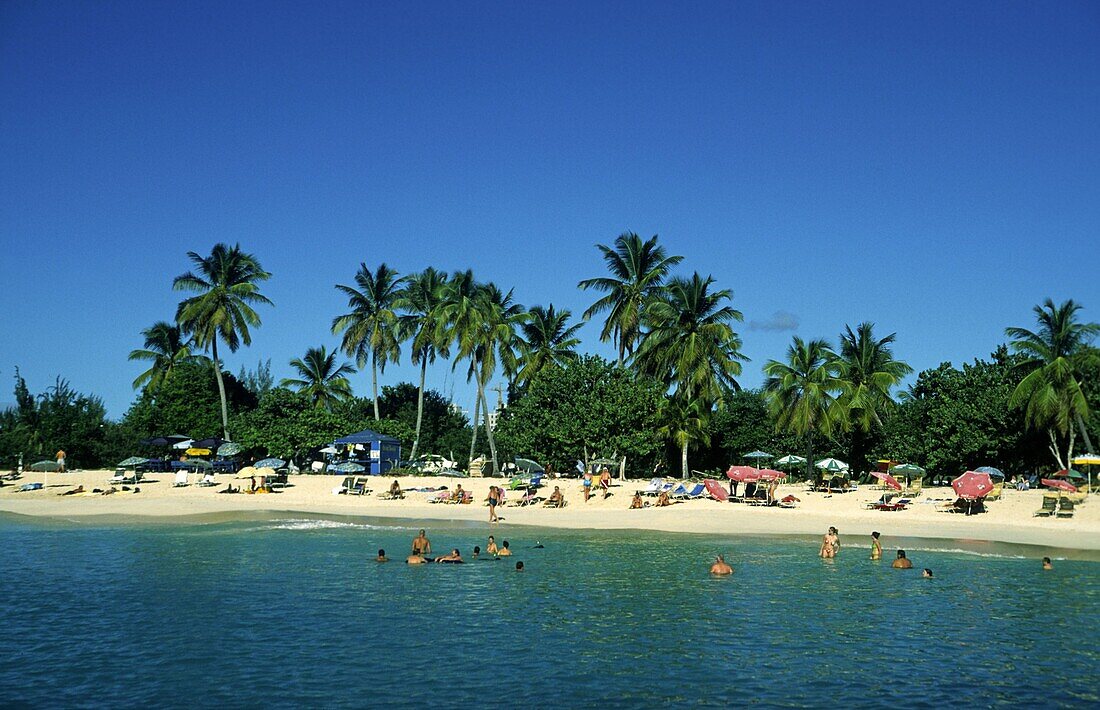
left=656, top=490, right=671, bottom=507
left=60, top=485, right=84, bottom=496
left=630, top=493, right=645, bottom=509
left=389, top=479, right=402, bottom=498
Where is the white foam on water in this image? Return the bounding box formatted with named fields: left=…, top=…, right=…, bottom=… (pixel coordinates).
left=259, top=518, right=415, bottom=532
left=904, top=546, right=1031, bottom=560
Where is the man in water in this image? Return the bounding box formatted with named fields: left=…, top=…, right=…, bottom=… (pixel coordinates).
left=515, top=561, right=524, bottom=572
left=710, top=554, right=733, bottom=575
left=434, top=548, right=464, bottom=563
left=922, top=568, right=933, bottom=578
left=412, top=529, right=432, bottom=556
left=870, top=531, right=882, bottom=560
left=892, top=550, right=913, bottom=569
left=376, top=549, right=388, bottom=562
left=472, top=545, right=481, bottom=559
left=1042, top=557, right=1053, bottom=570
left=406, top=554, right=427, bottom=564
left=498, top=540, right=512, bottom=557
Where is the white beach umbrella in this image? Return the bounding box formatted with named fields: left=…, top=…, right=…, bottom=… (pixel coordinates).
left=815, top=458, right=849, bottom=472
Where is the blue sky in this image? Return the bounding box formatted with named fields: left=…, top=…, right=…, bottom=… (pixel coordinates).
left=1, top=0, right=1098, bottom=418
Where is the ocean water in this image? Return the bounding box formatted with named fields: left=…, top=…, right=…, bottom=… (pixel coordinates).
left=1, top=513, right=1097, bottom=709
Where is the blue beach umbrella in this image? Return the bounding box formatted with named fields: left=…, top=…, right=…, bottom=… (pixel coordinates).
left=254, top=458, right=285, bottom=469
left=330, top=461, right=365, bottom=474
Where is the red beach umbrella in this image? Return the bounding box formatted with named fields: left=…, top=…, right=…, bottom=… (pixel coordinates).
left=758, top=469, right=785, bottom=481
left=1041, top=478, right=1077, bottom=493
left=704, top=479, right=729, bottom=501
left=952, top=471, right=995, bottom=500
left=872, top=471, right=903, bottom=491
left=727, top=466, right=756, bottom=482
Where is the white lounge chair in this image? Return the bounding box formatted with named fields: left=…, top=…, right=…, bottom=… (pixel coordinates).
left=173, top=471, right=189, bottom=487
left=197, top=473, right=216, bottom=487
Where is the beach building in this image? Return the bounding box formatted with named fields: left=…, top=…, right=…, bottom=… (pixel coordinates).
left=333, top=429, right=401, bottom=475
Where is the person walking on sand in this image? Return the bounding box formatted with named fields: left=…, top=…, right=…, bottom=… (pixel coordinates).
left=583, top=469, right=593, bottom=502
left=412, top=529, right=432, bottom=556
left=56, top=449, right=66, bottom=473
left=820, top=527, right=840, bottom=558
left=710, top=554, right=733, bottom=575
left=870, top=531, right=882, bottom=561
left=892, top=550, right=913, bottom=569
left=599, top=467, right=612, bottom=498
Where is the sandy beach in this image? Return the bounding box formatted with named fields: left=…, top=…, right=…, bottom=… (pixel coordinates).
left=2, top=470, right=1098, bottom=551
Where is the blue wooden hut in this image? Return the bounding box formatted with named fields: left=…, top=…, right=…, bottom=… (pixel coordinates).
left=333, top=429, right=401, bottom=474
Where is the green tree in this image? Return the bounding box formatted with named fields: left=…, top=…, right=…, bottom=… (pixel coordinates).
left=124, top=361, right=256, bottom=444
left=0, top=373, right=115, bottom=469
left=279, top=345, right=355, bottom=410
left=469, top=283, right=524, bottom=473
left=763, top=337, right=844, bottom=480
left=578, top=232, right=683, bottom=366
left=494, top=356, right=666, bottom=476
left=128, top=321, right=201, bottom=392
left=237, top=359, right=274, bottom=398
left=438, top=270, right=488, bottom=466
left=332, top=263, right=405, bottom=421
left=834, top=322, right=912, bottom=473
left=377, top=382, right=471, bottom=462
left=395, top=267, right=451, bottom=461
left=635, top=273, right=745, bottom=476
left=173, top=243, right=272, bottom=440
left=515, top=304, right=581, bottom=385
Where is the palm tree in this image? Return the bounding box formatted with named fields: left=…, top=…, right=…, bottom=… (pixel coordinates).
left=578, top=232, right=683, bottom=366
left=763, top=337, right=844, bottom=481
left=835, top=322, right=913, bottom=472
left=128, top=321, right=200, bottom=392
left=1006, top=299, right=1099, bottom=468
left=438, top=270, right=486, bottom=466
left=332, top=263, right=405, bottom=421
left=657, top=394, right=710, bottom=479
left=395, top=267, right=451, bottom=461
left=280, top=345, right=355, bottom=410
left=174, top=243, right=272, bottom=440
left=515, top=304, right=582, bottom=385
left=634, top=273, right=745, bottom=475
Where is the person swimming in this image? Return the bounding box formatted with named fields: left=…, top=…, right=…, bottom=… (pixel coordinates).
left=472, top=545, right=481, bottom=559
left=406, top=554, right=427, bottom=564
left=486, top=535, right=498, bottom=556
left=922, top=568, right=933, bottom=578
left=515, top=561, right=525, bottom=572
left=497, top=541, right=512, bottom=557
left=435, top=548, right=464, bottom=564
left=710, top=554, right=733, bottom=575
left=376, top=549, right=388, bottom=562
left=1042, top=557, right=1053, bottom=570
left=532, top=541, right=544, bottom=549
left=870, top=531, right=882, bottom=560
left=892, top=550, right=913, bottom=569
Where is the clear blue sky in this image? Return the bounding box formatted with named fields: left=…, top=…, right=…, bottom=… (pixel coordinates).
left=2, top=0, right=1098, bottom=419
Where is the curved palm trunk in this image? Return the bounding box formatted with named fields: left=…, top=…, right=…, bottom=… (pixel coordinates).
left=409, top=358, right=427, bottom=462
left=211, top=339, right=230, bottom=441
left=468, top=384, right=482, bottom=467
left=371, top=355, right=380, bottom=421
left=480, top=369, right=499, bottom=475
left=681, top=438, right=689, bottom=479
left=1076, top=412, right=1094, bottom=456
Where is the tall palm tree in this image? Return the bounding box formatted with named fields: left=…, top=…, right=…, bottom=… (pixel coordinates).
left=763, top=337, right=844, bottom=481
left=332, top=263, right=405, bottom=421
left=174, top=243, right=272, bottom=440
left=467, top=283, right=524, bottom=473
left=578, top=232, right=683, bottom=366
left=395, top=267, right=451, bottom=461
left=438, top=270, right=486, bottom=466
left=658, top=394, right=710, bottom=479
left=1006, top=298, right=1099, bottom=468
left=835, top=322, right=913, bottom=471
left=128, top=321, right=200, bottom=392
left=280, top=345, right=355, bottom=410
left=515, top=304, right=582, bottom=385
left=635, top=273, right=745, bottom=475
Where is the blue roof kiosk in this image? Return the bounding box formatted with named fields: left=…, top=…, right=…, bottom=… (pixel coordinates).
left=333, top=429, right=401, bottom=475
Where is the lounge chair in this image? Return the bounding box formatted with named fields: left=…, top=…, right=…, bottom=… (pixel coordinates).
left=268, top=472, right=289, bottom=489
left=338, top=476, right=367, bottom=495
left=173, top=471, right=189, bottom=487
left=680, top=483, right=706, bottom=499
left=873, top=498, right=911, bottom=511
left=640, top=478, right=664, bottom=496
left=902, top=477, right=923, bottom=498
left=429, top=489, right=451, bottom=504
left=1034, top=495, right=1058, bottom=517
left=197, top=473, right=217, bottom=487
left=1056, top=498, right=1076, bottom=518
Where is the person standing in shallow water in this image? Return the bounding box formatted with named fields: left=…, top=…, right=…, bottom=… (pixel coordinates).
left=870, top=531, right=882, bottom=560
left=892, top=550, right=913, bottom=569
left=820, top=527, right=840, bottom=558
left=710, top=555, right=733, bottom=575
left=1042, top=557, right=1053, bottom=570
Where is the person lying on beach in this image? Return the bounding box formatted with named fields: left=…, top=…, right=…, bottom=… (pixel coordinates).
left=435, top=548, right=464, bottom=563
left=820, top=527, right=839, bottom=558
left=630, top=493, right=645, bottom=509
left=497, top=541, right=512, bottom=557
left=376, top=549, right=388, bottom=562
left=870, top=531, right=882, bottom=560
left=60, top=485, right=85, bottom=496
left=412, top=530, right=432, bottom=556
left=892, top=550, right=913, bottom=569
left=1042, top=557, right=1053, bottom=570
left=218, top=484, right=239, bottom=494
left=406, top=554, right=427, bottom=564
left=656, top=490, right=671, bottom=507
left=710, top=555, right=733, bottom=575
left=545, top=486, right=565, bottom=508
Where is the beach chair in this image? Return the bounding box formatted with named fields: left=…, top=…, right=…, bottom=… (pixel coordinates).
left=197, top=473, right=216, bottom=487
left=641, top=478, right=664, bottom=496
left=681, top=483, right=706, bottom=499
left=429, top=489, right=451, bottom=504
left=268, top=472, right=289, bottom=489
left=669, top=482, right=690, bottom=499
left=1056, top=498, right=1075, bottom=518
left=338, top=476, right=365, bottom=495
left=173, top=471, right=189, bottom=487
left=1034, top=495, right=1058, bottom=517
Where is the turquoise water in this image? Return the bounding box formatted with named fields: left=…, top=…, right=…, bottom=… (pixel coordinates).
left=1, top=513, right=1097, bottom=708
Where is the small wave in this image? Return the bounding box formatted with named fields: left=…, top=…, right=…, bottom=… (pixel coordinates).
left=902, top=546, right=1031, bottom=560
left=259, top=519, right=415, bottom=532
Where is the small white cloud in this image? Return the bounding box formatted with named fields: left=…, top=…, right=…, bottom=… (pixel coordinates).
left=747, top=311, right=800, bottom=332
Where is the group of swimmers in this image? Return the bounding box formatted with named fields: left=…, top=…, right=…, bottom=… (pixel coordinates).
left=395, top=529, right=525, bottom=570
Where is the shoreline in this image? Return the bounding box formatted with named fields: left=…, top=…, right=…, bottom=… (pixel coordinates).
left=3, top=470, right=1098, bottom=552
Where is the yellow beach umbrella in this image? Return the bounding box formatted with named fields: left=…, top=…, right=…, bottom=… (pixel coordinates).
left=1071, top=454, right=1100, bottom=465
left=235, top=465, right=258, bottom=479
left=186, top=448, right=212, bottom=457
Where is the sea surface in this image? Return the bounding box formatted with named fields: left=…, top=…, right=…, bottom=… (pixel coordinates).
left=1, top=512, right=1097, bottom=709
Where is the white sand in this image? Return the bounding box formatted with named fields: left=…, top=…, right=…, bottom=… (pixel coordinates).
left=3, top=470, right=1098, bottom=551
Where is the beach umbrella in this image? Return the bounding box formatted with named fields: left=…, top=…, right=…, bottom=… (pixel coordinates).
left=889, top=463, right=925, bottom=476
left=185, top=459, right=213, bottom=471
left=254, top=457, right=285, bottom=469
left=757, top=469, right=785, bottom=481
left=117, top=456, right=148, bottom=468
left=703, top=479, right=729, bottom=501
left=1051, top=468, right=1085, bottom=480
left=185, top=448, right=212, bottom=457
left=319, top=446, right=339, bottom=455
left=815, top=458, right=849, bottom=472
left=744, top=450, right=773, bottom=460
left=254, top=466, right=275, bottom=477
left=1070, top=454, right=1100, bottom=465
left=872, top=471, right=903, bottom=491
left=235, top=465, right=258, bottom=479
left=173, top=439, right=194, bottom=450
left=514, top=457, right=545, bottom=474
left=217, top=442, right=243, bottom=457
left=30, top=460, right=59, bottom=472
left=726, top=465, right=757, bottom=481
left=330, top=461, right=365, bottom=473
left=192, top=437, right=224, bottom=450
left=1041, top=478, right=1076, bottom=493
left=974, top=466, right=1005, bottom=479
left=775, top=454, right=806, bottom=467
left=952, top=471, right=995, bottom=500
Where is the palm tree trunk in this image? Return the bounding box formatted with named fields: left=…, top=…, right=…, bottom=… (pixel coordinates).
left=805, top=433, right=813, bottom=485
left=211, top=339, right=230, bottom=441
left=681, top=439, right=689, bottom=478
left=480, top=370, right=499, bottom=475
left=409, top=358, right=427, bottom=462
left=1075, top=412, right=1095, bottom=455
left=371, top=354, right=380, bottom=421
left=468, top=385, right=481, bottom=467
left=1047, top=429, right=1066, bottom=470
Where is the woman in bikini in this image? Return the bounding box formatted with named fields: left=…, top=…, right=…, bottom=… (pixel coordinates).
left=488, top=485, right=500, bottom=523
left=820, top=526, right=840, bottom=558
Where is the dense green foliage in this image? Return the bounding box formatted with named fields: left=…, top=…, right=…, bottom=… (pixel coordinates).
left=494, top=356, right=666, bottom=476
left=377, top=383, right=472, bottom=462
